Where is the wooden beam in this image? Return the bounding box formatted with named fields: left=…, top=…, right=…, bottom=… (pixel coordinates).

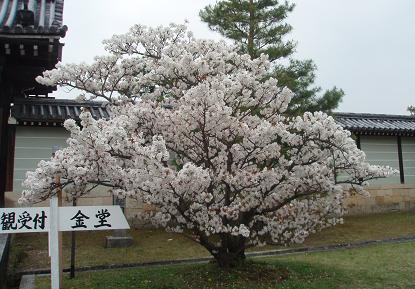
left=0, top=101, right=10, bottom=208
left=355, top=134, right=361, bottom=149
left=397, top=136, right=405, bottom=184
left=5, top=123, right=15, bottom=192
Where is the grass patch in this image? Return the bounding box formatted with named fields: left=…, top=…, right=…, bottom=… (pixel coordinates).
left=268, top=241, right=415, bottom=289
left=10, top=211, right=415, bottom=272
left=180, top=262, right=289, bottom=288
left=35, top=241, right=415, bottom=289
left=10, top=229, right=209, bottom=271
left=6, top=236, right=28, bottom=288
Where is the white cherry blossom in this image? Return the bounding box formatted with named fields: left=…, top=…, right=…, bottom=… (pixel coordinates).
left=24, top=24, right=395, bottom=267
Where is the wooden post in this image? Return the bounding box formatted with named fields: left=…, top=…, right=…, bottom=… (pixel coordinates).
left=49, top=175, right=63, bottom=289
left=70, top=197, right=77, bottom=279
left=355, top=134, right=361, bottom=149
left=0, top=100, right=11, bottom=208
left=397, top=136, right=405, bottom=184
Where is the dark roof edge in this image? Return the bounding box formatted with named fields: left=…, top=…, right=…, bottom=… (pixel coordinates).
left=13, top=97, right=108, bottom=106
left=11, top=98, right=111, bottom=126
left=334, top=112, right=415, bottom=121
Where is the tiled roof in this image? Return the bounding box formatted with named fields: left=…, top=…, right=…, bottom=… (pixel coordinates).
left=0, top=0, right=66, bottom=36
left=12, top=98, right=111, bottom=125
left=334, top=112, right=415, bottom=136
left=11, top=99, right=415, bottom=135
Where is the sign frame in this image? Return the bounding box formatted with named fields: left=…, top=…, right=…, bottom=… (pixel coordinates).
left=0, top=202, right=130, bottom=289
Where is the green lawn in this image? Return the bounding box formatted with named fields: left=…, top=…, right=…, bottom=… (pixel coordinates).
left=35, top=241, right=415, bottom=289
left=8, top=212, right=415, bottom=273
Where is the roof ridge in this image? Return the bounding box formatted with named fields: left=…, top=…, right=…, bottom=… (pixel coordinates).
left=14, top=98, right=108, bottom=106
left=334, top=112, right=415, bottom=121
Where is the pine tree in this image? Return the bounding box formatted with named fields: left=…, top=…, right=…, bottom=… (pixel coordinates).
left=200, top=0, right=344, bottom=114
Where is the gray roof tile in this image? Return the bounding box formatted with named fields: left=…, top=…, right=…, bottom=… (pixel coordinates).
left=12, top=100, right=415, bottom=136
left=12, top=98, right=111, bottom=125
left=334, top=112, right=415, bottom=136
left=0, top=0, right=66, bottom=36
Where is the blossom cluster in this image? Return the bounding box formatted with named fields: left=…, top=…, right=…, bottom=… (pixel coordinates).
left=23, top=24, right=395, bottom=250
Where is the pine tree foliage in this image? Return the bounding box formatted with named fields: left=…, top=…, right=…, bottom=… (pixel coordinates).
left=200, top=0, right=295, bottom=61
left=274, top=60, right=344, bottom=115
left=200, top=0, right=344, bottom=114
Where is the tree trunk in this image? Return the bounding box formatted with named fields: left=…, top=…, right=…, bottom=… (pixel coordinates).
left=248, top=0, right=255, bottom=59
left=212, top=237, right=246, bottom=268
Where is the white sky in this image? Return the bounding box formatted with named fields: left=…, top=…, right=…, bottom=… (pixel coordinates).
left=55, top=0, right=415, bottom=115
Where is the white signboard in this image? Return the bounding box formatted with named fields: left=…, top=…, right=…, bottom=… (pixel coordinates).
left=0, top=207, right=49, bottom=233
left=0, top=204, right=130, bottom=289
left=0, top=206, right=129, bottom=233
left=59, top=206, right=129, bottom=231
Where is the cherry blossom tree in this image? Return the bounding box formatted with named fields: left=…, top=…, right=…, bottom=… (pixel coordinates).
left=21, top=24, right=394, bottom=267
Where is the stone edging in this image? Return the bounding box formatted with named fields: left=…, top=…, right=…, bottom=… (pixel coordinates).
left=17, top=234, right=415, bottom=277
left=19, top=275, right=35, bottom=289
left=0, top=234, right=11, bottom=289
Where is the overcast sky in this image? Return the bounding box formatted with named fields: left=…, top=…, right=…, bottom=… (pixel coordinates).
left=56, top=0, right=415, bottom=115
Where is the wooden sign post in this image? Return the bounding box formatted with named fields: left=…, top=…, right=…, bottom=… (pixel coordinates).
left=0, top=205, right=130, bottom=289
left=49, top=176, right=63, bottom=288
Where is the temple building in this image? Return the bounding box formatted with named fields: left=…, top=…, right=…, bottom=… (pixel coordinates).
left=336, top=113, right=415, bottom=214
left=5, top=96, right=149, bottom=217
left=4, top=104, right=415, bottom=216
left=1, top=1, right=414, bottom=217
left=0, top=0, right=66, bottom=207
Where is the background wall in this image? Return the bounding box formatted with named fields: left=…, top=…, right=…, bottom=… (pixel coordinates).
left=8, top=127, right=415, bottom=217
left=402, top=137, right=415, bottom=184
left=347, top=184, right=415, bottom=215
left=360, top=136, right=401, bottom=185
left=347, top=135, right=415, bottom=214
left=12, top=126, right=69, bottom=193
left=7, top=126, right=114, bottom=211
